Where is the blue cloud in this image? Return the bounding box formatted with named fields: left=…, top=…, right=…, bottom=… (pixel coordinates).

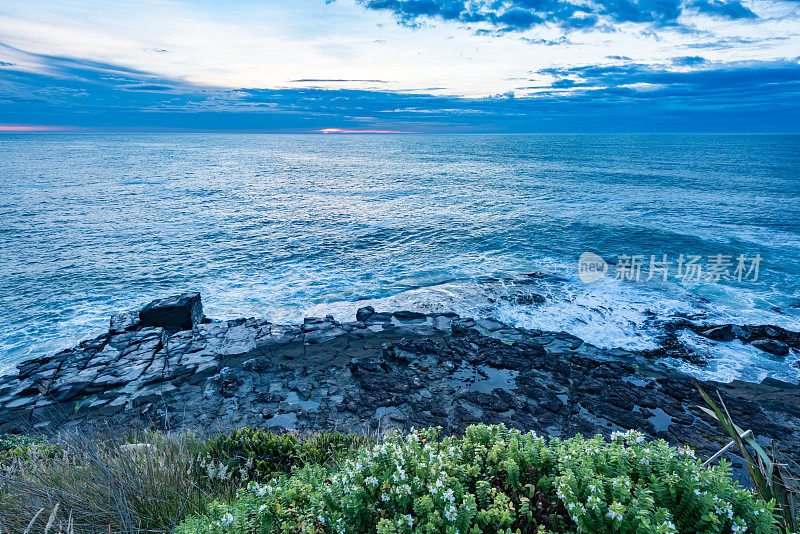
left=357, top=0, right=764, bottom=32
left=0, top=44, right=798, bottom=133
left=689, top=0, right=757, bottom=19
left=671, top=55, right=707, bottom=66
left=119, top=84, right=175, bottom=92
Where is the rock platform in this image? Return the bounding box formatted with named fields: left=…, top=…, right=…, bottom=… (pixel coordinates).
left=0, top=293, right=798, bottom=473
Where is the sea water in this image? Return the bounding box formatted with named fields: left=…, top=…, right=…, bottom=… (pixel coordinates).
left=1, top=133, right=798, bottom=382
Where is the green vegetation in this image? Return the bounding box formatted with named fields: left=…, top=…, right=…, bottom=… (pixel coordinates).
left=1, top=424, right=791, bottom=533
left=201, top=428, right=373, bottom=485
left=176, top=425, right=779, bottom=534
left=697, top=384, right=798, bottom=533
left=0, top=429, right=368, bottom=533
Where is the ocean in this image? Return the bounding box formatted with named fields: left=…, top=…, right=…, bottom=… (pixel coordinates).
left=1, top=133, right=798, bottom=382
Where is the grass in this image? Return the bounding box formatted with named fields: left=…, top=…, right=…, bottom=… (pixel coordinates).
left=0, top=429, right=369, bottom=533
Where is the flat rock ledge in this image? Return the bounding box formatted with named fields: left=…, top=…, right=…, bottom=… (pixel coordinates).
left=0, top=294, right=798, bottom=473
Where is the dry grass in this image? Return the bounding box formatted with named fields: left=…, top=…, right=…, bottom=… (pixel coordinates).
left=0, top=431, right=239, bottom=534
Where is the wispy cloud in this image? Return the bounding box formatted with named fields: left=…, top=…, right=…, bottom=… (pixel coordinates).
left=317, top=127, right=413, bottom=133
left=0, top=44, right=797, bottom=132
left=291, top=79, right=391, bottom=83
left=0, top=124, right=74, bottom=131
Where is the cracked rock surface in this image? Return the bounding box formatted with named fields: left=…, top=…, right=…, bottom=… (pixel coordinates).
left=0, top=295, right=798, bottom=476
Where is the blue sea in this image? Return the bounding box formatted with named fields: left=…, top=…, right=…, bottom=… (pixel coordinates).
left=1, top=134, right=799, bottom=383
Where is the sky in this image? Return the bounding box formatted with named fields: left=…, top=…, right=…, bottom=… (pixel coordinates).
left=0, top=0, right=798, bottom=132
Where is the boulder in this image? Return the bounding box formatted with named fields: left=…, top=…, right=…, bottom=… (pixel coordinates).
left=699, top=325, right=733, bottom=342
left=356, top=306, right=375, bottom=322
left=750, top=339, right=790, bottom=357
left=139, top=292, right=203, bottom=331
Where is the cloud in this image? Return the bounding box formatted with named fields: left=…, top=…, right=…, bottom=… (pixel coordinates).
left=684, top=36, right=789, bottom=49
left=671, top=55, right=706, bottom=66
left=119, top=84, right=175, bottom=92
left=0, top=44, right=797, bottom=133
left=689, top=0, right=757, bottom=19
left=356, top=0, right=768, bottom=33
left=521, top=36, right=571, bottom=45
left=290, top=79, right=390, bottom=83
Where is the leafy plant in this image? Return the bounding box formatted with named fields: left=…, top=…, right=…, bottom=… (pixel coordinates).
left=199, top=428, right=373, bottom=485
left=0, top=434, right=61, bottom=468
left=696, top=383, right=798, bottom=533
left=177, top=424, right=775, bottom=534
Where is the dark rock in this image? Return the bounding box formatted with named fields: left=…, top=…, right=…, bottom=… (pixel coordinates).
left=511, top=294, right=546, bottom=305
left=393, top=310, right=427, bottom=322
left=364, top=312, right=392, bottom=325
left=731, top=325, right=751, bottom=341
left=750, top=339, right=790, bottom=357
left=139, top=292, right=202, bottom=331
left=692, top=323, right=800, bottom=351
left=699, top=325, right=733, bottom=342
left=243, top=358, right=272, bottom=373
left=219, top=367, right=240, bottom=397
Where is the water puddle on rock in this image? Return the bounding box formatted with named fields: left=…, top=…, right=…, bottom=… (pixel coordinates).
left=263, top=412, right=298, bottom=430
left=374, top=406, right=402, bottom=419
left=648, top=407, right=674, bottom=432
left=448, top=364, right=518, bottom=393
left=285, top=391, right=321, bottom=411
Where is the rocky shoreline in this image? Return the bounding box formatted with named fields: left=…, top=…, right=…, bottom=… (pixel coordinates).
left=0, top=292, right=798, bottom=472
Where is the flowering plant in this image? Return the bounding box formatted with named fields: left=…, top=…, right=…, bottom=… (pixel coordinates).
left=176, top=425, right=777, bottom=534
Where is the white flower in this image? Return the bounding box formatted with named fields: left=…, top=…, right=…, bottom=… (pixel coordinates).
left=732, top=522, right=748, bottom=533
left=259, top=504, right=268, bottom=514
left=445, top=505, right=458, bottom=521
left=607, top=510, right=623, bottom=521
left=220, top=512, right=234, bottom=526
left=443, top=488, right=455, bottom=503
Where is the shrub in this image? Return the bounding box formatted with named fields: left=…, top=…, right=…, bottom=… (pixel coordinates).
left=554, top=430, right=774, bottom=533
left=0, top=433, right=60, bottom=467
left=176, top=425, right=778, bottom=534
left=199, top=428, right=373, bottom=485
